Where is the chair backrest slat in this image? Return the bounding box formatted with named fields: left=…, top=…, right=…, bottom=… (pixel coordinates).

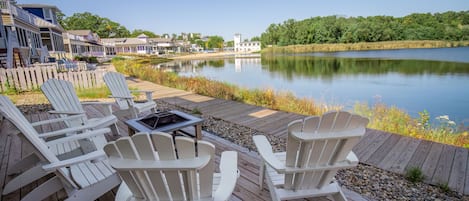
left=197, top=141, right=216, bottom=198
left=284, top=119, right=302, bottom=189
left=175, top=137, right=197, bottom=199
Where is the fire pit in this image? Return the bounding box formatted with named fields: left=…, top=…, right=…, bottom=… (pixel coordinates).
left=125, top=110, right=204, bottom=139
left=138, top=111, right=188, bottom=129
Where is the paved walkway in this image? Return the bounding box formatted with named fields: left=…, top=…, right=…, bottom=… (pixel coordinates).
left=125, top=75, right=469, bottom=195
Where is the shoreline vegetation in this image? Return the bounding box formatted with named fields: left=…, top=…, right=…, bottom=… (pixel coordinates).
left=112, top=48, right=469, bottom=148
left=168, top=40, right=469, bottom=60
left=261, top=40, right=469, bottom=54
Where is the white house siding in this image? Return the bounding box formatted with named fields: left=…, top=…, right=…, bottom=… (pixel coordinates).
left=233, top=33, right=261, bottom=52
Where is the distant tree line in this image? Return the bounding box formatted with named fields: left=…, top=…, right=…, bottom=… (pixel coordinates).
left=58, top=12, right=227, bottom=49
left=261, top=11, right=469, bottom=46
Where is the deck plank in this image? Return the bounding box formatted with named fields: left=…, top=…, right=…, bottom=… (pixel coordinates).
left=421, top=142, right=444, bottom=183
left=380, top=136, right=421, bottom=174
left=2, top=134, right=21, bottom=201
left=352, top=129, right=380, bottom=157
left=404, top=140, right=433, bottom=171
left=357, top=130, right=391, bottom=162
left=431, top=145, right=457, bottom=185
left=448, top=147, right=467, bottom=194
left=213, top=104, right=259, bottom=121
left=0, top=120, right=12, bottom=197
left=365, top=133, right=401, bottom=165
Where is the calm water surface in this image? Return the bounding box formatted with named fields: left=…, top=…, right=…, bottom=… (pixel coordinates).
left=158, top=47, right=469, bottom=123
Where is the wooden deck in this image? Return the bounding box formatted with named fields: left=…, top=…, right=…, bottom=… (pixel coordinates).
left=0, top=106, right=365, bottom=201
left=0, top=76, right=468, bottom=200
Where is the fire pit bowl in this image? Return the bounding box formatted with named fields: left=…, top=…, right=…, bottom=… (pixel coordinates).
left=138, top=111, right=189, bottom=129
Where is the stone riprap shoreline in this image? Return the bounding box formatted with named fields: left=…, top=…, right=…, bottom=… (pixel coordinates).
left=13, top=97, right=468, bottom=201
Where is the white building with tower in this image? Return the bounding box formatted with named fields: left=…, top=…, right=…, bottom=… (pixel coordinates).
left=233, top=33, right=261, bottom=52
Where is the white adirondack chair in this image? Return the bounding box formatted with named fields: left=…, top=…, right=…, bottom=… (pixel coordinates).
left=41, top=78, right=120, bottom=136
left=0, top=94, right=112, bottom=194
left=103, top=72, right=157, bottom=118
left=253, top=111, right=369, bottom=201
left=104, top=132, right=239, bottom=201
left=0, top=95, right=121, bottom=201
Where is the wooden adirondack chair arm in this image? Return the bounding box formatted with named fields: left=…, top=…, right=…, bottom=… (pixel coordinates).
left=45, top=128, right=111, bottom=146
left=108, top=95, right=133, bottom=99
left=108, top=156, right=211, bottom=171
left=81, top=101, right=113, bottom=106
left=81, top=101, right=114, bottom=115
left=42, top=150, right=106, bottom=172
left=131, top=90, right=153, bottom=101
left=213, top=151, right=239, bottom=201
left=38, top=121, right=109, bottom=138
left=31, top=114, right=86, bottom=127
left=282, top=156, right=359, bottom=173
left=130, top=90, right=153, bottom=94
left=252, top=135, right=286, bottom=171
left=291, top=127, right=365, bottom=141
left=48, top=110, right=85, bottom=115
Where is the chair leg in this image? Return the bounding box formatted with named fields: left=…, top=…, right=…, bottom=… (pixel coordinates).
left=259, top=162, right=265, bottom=189
left=110, top=123, right=120, bottom=136
left=3, top=165, right=49, bottom=195
left=21, top=176, right=63, bottom=201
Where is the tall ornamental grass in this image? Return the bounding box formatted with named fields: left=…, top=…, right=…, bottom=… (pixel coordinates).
left=354, top=103, right=469, bottom=148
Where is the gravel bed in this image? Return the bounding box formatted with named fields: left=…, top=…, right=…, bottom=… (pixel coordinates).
left=14, top=100, right=468, bottom=201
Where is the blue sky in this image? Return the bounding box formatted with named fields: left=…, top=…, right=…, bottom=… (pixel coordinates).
left=17, top=0, right=469, bottom=40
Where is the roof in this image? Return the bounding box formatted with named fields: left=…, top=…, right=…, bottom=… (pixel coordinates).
left=101, top=38, right=148, bottom=45
left=67, top=30, right=93, bottom=36
left=149, top=38, right=172, bottom=43
left=137, top=33, right=148, bottom=38
left=18, top=4, right=61, bottom=12
left=33, top=17, right=64, bottom=31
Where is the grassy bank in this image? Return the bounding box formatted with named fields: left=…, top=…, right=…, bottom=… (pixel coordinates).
left=112, top=55, right=469, bottom=148
left=262, top=40, right=469, bottom=54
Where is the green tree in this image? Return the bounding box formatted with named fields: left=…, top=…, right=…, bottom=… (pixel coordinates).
left=130, top=29, right=158, bottom=38
left=194, top=39, right=205, bottom=49
left=206, top=36, right=224, bottom=49
left=251, top=36, right=261, bottom=41
left=225, top=40, right=234, bottom=47
left=62, top=12, right=130, bottom=38
left=260, top=11, right=469, bottom=45
left=56, top=11, right=66, bottom=27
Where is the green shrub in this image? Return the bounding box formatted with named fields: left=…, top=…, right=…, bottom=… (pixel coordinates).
left=438, top=183, right=450, bottom=193
left=405, top=167, right=425, bottom=183
left=76, top=86, right=111, bottom=99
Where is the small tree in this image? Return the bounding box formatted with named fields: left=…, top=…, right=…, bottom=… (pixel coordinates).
left=207, top=36, right=224, bottom=49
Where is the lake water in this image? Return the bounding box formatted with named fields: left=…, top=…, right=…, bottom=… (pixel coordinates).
left=158, top=47, right=469, bottom=124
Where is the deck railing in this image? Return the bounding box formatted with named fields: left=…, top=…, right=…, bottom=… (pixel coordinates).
left=0, top=1, right=53, bottom=27
left=0, top=64, right=106, bottom=93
